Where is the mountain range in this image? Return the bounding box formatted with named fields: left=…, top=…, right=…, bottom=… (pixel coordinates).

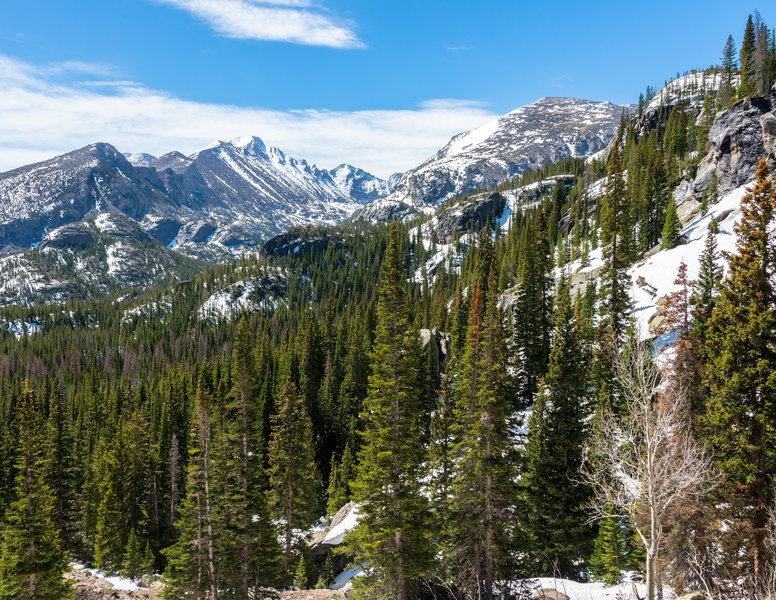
left=0, top=94, right=646, bottom=305
left=0, top=136, right=389, bottom=257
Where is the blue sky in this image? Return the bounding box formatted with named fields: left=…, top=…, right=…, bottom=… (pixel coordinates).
left=0, top=1, right=772, bottom=177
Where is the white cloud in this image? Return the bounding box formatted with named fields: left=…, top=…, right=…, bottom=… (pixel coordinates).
left=0, top=55, right=497, bottom=178
left=153, top=0, right=363, bottom=49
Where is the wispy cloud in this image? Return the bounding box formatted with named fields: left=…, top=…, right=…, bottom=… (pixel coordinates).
left=444, top=45, right=472, bottom=51
left=78, top=80, right=144, bottom=88
left=152, top=0, right=364, bottom=49
left=0, top=55, right=496, bottom=178
left=548, top=74, right=573, bottom=90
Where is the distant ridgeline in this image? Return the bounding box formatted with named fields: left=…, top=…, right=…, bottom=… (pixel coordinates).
left=1, top=12, right=776, bottom=600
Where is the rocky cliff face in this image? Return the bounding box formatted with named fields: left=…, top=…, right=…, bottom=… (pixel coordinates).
left=691, top=94, right=776, bottom=201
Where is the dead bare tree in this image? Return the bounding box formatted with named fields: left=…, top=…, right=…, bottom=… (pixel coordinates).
left=582, top=338, right=717, bottom=600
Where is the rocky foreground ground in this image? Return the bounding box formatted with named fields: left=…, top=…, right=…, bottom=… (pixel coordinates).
left=66, top=568, right=161, bottom=600
left=66, top=565, right=349, bottom=600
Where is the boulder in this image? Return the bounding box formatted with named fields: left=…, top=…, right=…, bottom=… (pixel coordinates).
left=649, top=313, right=666, bottom=336
left=137, top=573, right=161, bottom=588
left=310, top=501, right=357, bottom=548
left=531, top=589, right=570, bottom=600
left=675, top=593, right=707, bottom=600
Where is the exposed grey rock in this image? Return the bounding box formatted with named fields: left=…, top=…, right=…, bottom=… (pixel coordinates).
left=761, top=111, right=776, bottom=171
left=177, top=220, right=216, bottom=245
left=143, top=216, right=182, bottom=246
left=39, top=223, right=95, bottom=249
left=693, top=95, right=776, bottom=200
left=260, top=228, right=342, bottom=259
left=675, top=593, right=708, bottom=600
left=211, top=225, right=260, bottom=248
left=419, top=328, right=452, bottom=374
left=434, top=192, right=505, bottom=245
left=310, top=501, right=356, bottom=548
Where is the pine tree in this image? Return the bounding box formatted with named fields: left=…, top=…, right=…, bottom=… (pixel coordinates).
left=693, top=229, right=724, bottom=345
left=596, top=137, right=633, bottom=410
left=702, top=159, right=776, bottom=586
left=589, top=513, right=626, bottom=585
left=521, top=276, right=592, bottom=577
left=599, top=137, right=632, bottom=345
left=427, top=372, right=456, bottom=580
left=267, top=378, right=322, bottom=567
left=45, top=383, right=81, bottom=555
left=348, top=222, right=432, bottom=600
left=293, top=554, right=308, bottom=590
left=720, top=35, right=738, bottom=107
left=94, top=411, right=151, bottom=573
left=227, top=318, right=285, bottom=594
left=739, top=14, right=756, bottom=98
left=121, top=529, right=154, bottom=580
left=513, top=215, right=552, bottom=406
left=661, top=197, right=680, bottom=250
left=0, top=384, right=73, bottom=600
left=449, top=267, right=515, bottom=600
left=162, top=376, right=223, bottom=600
left=326, top=457, right=345, bottom=516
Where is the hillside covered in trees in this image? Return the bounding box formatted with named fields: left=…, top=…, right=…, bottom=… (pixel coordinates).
left=1, top=11, right=776, bottom=600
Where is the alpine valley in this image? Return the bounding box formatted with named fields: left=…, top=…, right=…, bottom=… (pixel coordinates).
left=2, top=10, right=776, bottom=600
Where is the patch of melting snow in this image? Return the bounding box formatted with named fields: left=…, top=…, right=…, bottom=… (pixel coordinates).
left=70, top=563, right=140, bottom=592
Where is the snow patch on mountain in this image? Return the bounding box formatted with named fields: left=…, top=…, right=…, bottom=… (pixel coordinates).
left=646, top=71, right=734, bottom=111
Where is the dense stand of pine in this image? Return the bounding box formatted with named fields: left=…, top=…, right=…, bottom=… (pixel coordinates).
left=0, top=13, right=775, bottom=600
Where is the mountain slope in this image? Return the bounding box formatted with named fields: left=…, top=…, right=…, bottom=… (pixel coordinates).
left=361, top=97, right=627, bottom=219
left=0, top=137, right=386, bottom=256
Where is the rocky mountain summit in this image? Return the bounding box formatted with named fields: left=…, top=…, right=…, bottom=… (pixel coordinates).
left=360, top=97, right=627, bottom=220
left=0, top=136, right=387, bottom=258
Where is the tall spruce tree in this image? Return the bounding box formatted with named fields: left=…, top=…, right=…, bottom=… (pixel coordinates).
left=739, top=14, right=756, bottom=98
left=0, top=384, right=73, bottom=600
left=267, top=378, right=322, bottom=568
left=693, top=229, right=724, bottom=346
left=702, top=159, right=776, bottom=586
left=162, top=376, right=222, bottom=600
left=521, top=276, right=592, bottom=577
left=45, top=383, right=81, bottom=555
left=449, top=267, right=515, bottom=600
left=661, top=197, right=680, bottom=250
left=348, top=222, right=432, bottom=600
left=720, top=35, right=738, bottom=106
left=596, top=136, right=633, bottom=410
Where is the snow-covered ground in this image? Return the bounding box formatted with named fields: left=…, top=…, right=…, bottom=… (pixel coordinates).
left=562, top=180, right=749, bottom=340
left=646, top=71, right=730, bottom=111
left=514, top=575, right=652, bottom=600
left=4, top=319, right=41, bottom=339
left=330, top=564, right=364, bottom=591
left=627, top=182, right=747, bottom=339
left=70, top=563, right=140, bottom=592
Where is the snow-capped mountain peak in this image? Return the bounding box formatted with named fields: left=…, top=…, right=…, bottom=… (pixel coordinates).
left=360, top=96, right=628, bottom=220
